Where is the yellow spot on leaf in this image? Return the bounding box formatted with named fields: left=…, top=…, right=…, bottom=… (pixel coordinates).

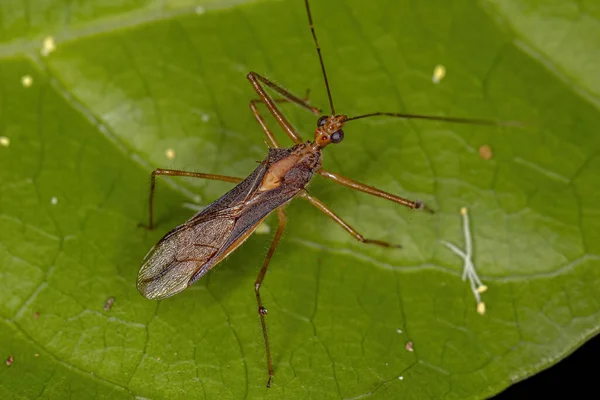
left=21, top=75, right=33, bottom=87
left=477, top=302, right=486, bottom=315
left=432, top=64, right=446, bottom=84
left=41, top=36, right=56, bottom=56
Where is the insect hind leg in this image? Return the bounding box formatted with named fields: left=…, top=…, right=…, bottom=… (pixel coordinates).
left=254, top=206, right=287, bottom=387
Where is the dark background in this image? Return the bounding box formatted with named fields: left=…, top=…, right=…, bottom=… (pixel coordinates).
left=493, top=334, right=598, bottom=399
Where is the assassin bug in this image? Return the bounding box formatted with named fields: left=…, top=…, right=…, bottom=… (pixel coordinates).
left=137, top=0, right=512, bottom=387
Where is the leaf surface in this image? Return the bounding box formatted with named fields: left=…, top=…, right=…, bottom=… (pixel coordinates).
left=1, top=0, right=599, bottom=398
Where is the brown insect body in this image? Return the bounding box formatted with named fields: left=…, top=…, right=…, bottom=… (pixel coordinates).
left=137, top=143, right=321, bottom=300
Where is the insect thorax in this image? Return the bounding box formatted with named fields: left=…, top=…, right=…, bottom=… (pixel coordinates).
left=263, top=143, right=322, bottom=192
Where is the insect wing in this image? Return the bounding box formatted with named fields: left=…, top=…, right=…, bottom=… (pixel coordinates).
left=137, top=211, right=235, bottom=300
left=137, top=147, right=309, bottom=300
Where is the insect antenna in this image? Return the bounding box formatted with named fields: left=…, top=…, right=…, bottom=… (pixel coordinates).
left=305, top=0, right=336, bottom=115
left=346, top=112, right=524, bottom=127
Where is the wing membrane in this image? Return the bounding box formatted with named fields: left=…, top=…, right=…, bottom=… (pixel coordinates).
left=137, top=213, right=235, bottom=299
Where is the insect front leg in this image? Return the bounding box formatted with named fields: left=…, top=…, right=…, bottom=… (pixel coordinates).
left=250, top=89, right=319, bottom=149
left=247, top=71, right=320, bottom=145
left=255, top=206, right=287, bottom=388
left=144, top=169, right=242, bottom=230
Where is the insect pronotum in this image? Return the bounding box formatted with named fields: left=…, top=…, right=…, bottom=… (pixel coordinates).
left=137, top=0, right=512, bottom=387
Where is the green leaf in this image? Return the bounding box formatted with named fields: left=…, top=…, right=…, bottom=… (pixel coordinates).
left=1, top=0, right=598, bottom=398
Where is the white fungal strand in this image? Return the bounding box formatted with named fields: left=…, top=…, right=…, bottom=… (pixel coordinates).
left=440, top=207, right=487, bottom=315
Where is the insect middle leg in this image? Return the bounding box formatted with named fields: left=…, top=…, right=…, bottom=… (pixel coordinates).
left=255, top=206, right=287, bottom=388
left=247, top=71, right=320, bottom=145
left=299, top=191, right=401, bottom=248
left=318, top=169, right=434, bottom=213
left=145, top=168, right=243, bottom=229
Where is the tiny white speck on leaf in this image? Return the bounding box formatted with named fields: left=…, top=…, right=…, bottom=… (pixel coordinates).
left=201, top=113, right=210, bottom=123
left=432, top=64, right=446, bottom=84
left=398, top=376, right=404, bottom=380
left=103, top=297, right=115, bottom=311
left=183, top=203, right=204, bottom=212
left=255, top=221, right=271, bottom=235
left=195, top=6, right=206, bottom=15
left=50, top=196, right=58, bottom=205
left=41, top=36, right=56, bottom=56
left=21, top=75, right=33, bottom=87
left=396, top=329, right=403, bottom=334
left=0, top=136, right=10, bottom=147
left=165, top=148, right=176, bottom=159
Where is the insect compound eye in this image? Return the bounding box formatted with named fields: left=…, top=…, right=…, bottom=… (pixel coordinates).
left=330, top=129, right=344, bottom=144
left=317, top=115, right=328, bottom=127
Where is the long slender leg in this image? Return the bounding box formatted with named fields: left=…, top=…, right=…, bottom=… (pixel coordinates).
left=247, top=71, right=320, bottom=145
left=250, top=90, right=319, bottom=149
left=146, top=168, right=243, bottom=229
left=250, top=99, right=282, bottom=148
left=255, top=206, right=287, bottom=388
left=299, top=191, right=401, bottom=247
left=319, top=170, right=434, bottom=213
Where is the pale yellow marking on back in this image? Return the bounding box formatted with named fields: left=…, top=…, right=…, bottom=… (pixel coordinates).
left=259, top=154, right=300, bottom=192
